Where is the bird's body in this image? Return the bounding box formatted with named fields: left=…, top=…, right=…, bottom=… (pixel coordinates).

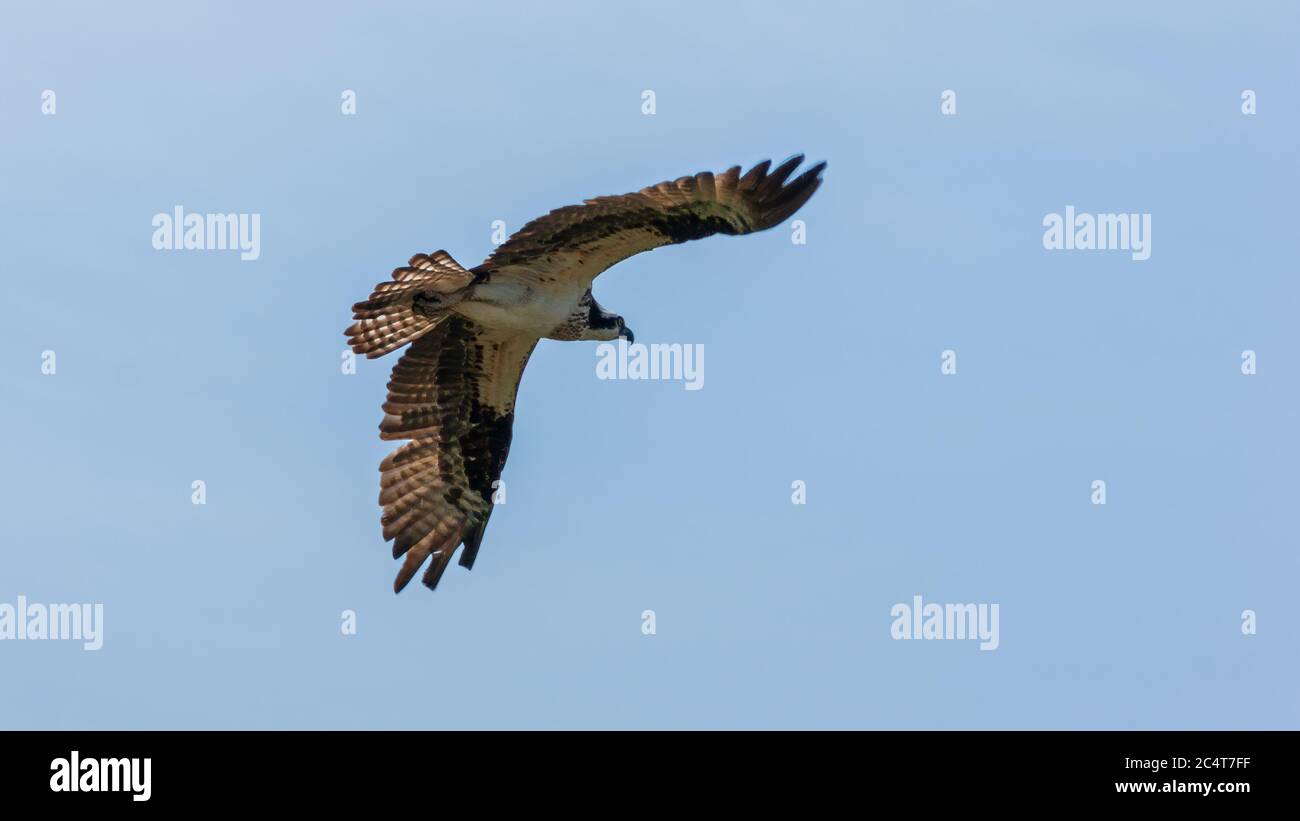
left=456, top=276, right=592, bottom=338
left=346, top=156, right=826, bottom=592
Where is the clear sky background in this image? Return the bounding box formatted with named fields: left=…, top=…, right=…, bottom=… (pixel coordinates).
left=1, top=0, right=1296, bottom=729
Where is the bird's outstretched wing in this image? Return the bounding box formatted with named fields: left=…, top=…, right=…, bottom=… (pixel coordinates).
left=479, top=156, right=825, bottom=283
left=376, top=314, right=537, bottom=592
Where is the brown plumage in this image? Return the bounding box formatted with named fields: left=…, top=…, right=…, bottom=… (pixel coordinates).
left=480, top=155, right=825, bottom=283
left=345, top=156, right=826, bottom=592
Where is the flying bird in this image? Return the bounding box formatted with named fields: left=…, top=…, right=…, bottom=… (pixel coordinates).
left=346, top=156, right=826, bottom=592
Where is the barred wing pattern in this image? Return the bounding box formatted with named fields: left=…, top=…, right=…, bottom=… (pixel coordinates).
left=377, top=315, right=537, bottom=592
left=479, top=156, right=826, bottom=283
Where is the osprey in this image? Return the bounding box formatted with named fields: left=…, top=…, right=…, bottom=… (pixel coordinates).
left=346, top=156, right=826, bottom=592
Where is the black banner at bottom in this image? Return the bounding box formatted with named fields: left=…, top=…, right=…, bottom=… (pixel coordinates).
left=2, top=730, right=1288, bottom=807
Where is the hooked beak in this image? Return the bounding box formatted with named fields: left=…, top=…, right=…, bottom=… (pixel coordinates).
left=619, top=322, right=635, bottom=345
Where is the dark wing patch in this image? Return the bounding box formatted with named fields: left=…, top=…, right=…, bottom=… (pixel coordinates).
left=377, top=315, right=537, bottom=592
left=478, top=156, right=826, bottom=283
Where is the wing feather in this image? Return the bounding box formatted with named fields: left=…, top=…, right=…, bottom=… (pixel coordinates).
left=478, top=156, right=826, bottom=283
left=375, top=315, right=537, bottom=592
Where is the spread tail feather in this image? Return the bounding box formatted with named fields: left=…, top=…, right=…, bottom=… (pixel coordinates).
left=345, top=250, right=475, bottom=358
left=347, top=307, right=449, bottom=359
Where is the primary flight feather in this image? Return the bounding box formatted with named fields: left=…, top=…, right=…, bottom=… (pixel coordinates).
left=345, top=155, right=826, bottom=592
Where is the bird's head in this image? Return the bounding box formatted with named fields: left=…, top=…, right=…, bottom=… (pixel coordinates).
left=586, top=314, right=634, bottom=344
left=583, top=292, right=634, bottom=343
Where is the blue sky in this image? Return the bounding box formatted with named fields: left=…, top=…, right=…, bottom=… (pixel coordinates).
left=1, top=0, right=1296, bottom=728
